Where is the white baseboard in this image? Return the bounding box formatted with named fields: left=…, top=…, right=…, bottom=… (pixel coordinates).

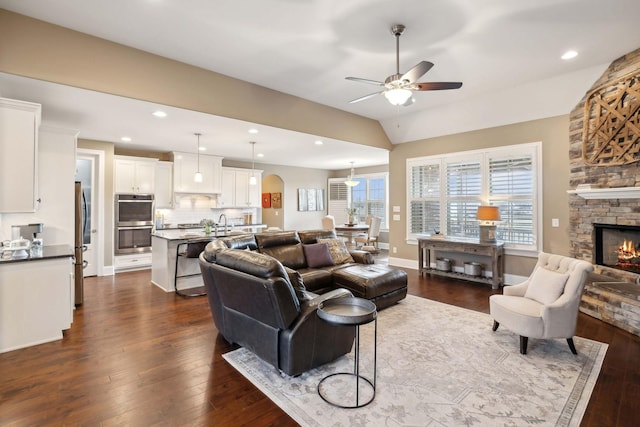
left=388, top=257, right=418, bottom=269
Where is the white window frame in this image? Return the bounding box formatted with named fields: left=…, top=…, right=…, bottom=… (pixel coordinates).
left=406, top=142, right=542, bottom=255
left=328, top=172, right=389, bottom=229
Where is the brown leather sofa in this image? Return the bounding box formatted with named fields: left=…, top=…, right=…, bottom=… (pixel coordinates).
left=199, top=247, right=355, bottom=376
left=207, top=229, right=407, bottom=309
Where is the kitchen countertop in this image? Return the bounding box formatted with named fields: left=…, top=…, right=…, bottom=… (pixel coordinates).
left=153, top=224, right=267, bottom=241
left=0, top=244, right=74, bottom=264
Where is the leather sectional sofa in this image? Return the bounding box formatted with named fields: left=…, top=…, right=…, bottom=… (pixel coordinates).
left=204, top=229, right=407, bottom=309
left=198, top=229, right=408, bottom=376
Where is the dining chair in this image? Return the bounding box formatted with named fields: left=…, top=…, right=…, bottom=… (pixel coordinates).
left=355, top=216, right=381, bottom=249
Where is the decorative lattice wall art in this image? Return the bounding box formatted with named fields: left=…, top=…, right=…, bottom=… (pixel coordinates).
left=582, top=69, right=640, bottom=166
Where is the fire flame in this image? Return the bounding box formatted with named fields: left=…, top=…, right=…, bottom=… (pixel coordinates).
left=617, top=239, right=637, bottom=260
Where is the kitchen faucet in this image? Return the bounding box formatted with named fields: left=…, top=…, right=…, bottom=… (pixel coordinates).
left=217, top=213, right=228, bottom=235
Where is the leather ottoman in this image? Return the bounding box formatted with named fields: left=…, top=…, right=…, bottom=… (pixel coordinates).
left=332, top=264, right=407, bottom=310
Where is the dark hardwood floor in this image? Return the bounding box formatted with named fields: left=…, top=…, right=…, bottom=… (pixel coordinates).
left=1, top=265, right=639, bottom=426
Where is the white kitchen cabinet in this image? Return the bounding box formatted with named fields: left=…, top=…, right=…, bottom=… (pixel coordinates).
left=219, top=167, right=262, bottom=207
left=114, top=253, right=152, bottom=271
left=0, top=254, right=74, bottom=353
left=154, top=161, right=173, bottom=208
left=0, top=98, right=41, bottom=213
left=172, top=152, right=222, bottom=194
left=114, top=156, right=157, bottom=194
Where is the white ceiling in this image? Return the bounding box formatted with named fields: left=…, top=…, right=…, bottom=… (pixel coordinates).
left=1, top=0, right=639, bottom=169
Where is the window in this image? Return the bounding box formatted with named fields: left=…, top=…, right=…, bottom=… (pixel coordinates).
left=328, top=173, right=388, bottom=228
left=407, top=143, right=540, bottom=252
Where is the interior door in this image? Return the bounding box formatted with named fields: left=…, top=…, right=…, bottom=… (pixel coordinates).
left=75, top=156, right=97, bottom=277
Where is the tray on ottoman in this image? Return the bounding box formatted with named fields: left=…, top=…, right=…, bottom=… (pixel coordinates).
left=332, top=264, right=407, bottom=310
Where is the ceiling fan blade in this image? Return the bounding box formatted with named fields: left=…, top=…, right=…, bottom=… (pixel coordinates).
left=415, top=82, right=463, bottom=91
left=345, top=77, right=385, bottom=86
left=349, top=91, right=384, bottom=104
left=401, top=61, right=434, bottom=83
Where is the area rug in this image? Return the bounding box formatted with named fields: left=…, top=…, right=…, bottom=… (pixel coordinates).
left=223, top=295, right=607, bottom=426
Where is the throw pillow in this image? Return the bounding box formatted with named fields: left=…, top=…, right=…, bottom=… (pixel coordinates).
left=317, top=238, right=355, bottom=265
left=284, top=267, right=312, bottom=302
left=302, top=243, right=335, bottom=268
left=524, top=267, right=570, bottom=305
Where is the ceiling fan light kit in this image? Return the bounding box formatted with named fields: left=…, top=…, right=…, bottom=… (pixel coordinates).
left=384, top=88, right=413, bottom=106
left=346, top=24, right=462, bottom=107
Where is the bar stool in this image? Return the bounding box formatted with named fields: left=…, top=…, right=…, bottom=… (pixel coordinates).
left=174, top=239, right=209, bottom=297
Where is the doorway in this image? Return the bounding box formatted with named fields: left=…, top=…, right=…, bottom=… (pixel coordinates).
left=75, top=150, right=104, bottom=276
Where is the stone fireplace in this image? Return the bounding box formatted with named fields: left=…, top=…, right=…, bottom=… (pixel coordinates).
left=568, top=48, right=640, bottom=284
left=568, top=48, right=640, bottom=336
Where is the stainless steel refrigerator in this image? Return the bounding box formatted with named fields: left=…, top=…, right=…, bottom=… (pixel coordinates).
left=74, top=181, right=87, bottom=305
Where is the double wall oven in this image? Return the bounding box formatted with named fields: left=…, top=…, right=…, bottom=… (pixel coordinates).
left=115, top=194, right=154, bottom=254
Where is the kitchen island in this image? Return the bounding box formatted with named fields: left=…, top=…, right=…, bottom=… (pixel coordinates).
left=151, top=225, right=266, bottom=293
left=0, top=244, right=74, bottom=353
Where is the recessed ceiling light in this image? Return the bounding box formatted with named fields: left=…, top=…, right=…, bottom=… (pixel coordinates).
left=121, top=136, right=132, bottom=142
left=315, top=140, right=323, bottom=145
left=248, top=128, right=259, bottom=134
left=561, top=50, right=578, bottom=60
left=152, top=110, right=167, bottom=118
left=257, top=153, right=264, bottom=158
left=199, top=146, right=206, bottom=151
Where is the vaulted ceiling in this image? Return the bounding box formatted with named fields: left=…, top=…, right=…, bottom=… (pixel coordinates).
left=1, top=0, right=639, bottom=169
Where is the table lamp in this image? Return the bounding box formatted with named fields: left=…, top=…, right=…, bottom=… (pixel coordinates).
left=477, top=206, right=500, bottom=243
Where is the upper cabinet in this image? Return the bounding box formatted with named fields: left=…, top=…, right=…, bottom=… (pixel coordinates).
left=154, top=161, right=173, bottom=208
left=114, top=156, right=157, bottom=194
left=0, top=98, right=41, bottom=213
left=172, top=152, right=222, bottom=194
left=219, top=167, right=262, bottom=208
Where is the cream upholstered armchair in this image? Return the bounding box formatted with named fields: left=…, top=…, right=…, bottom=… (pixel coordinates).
left=489, top=252, right=593, bottom=355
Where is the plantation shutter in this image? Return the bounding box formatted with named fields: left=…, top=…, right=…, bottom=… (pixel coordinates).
left=328, top=179, right=349, bottom=225
left=488, top=154, right=535, bottom=246
left=445, top=159, right=481, bottom=238
left=408, top=162, right=441, bottom=236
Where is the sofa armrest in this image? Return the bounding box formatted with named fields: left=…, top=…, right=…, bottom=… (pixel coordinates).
left=349, top=249, right=375, bottom=264
left=301, top=288, right=353, bottom=312
left=279, top=288, right=355, bottom=376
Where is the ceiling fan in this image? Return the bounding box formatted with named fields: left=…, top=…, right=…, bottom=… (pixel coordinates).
left=346, top=24, right=462, bottom=106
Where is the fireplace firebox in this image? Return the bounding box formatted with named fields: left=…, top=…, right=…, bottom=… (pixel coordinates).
left=594, top=223, right=640, bottom=274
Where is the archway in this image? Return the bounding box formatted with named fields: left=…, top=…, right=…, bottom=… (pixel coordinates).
left=262, top=174, right=284, bottom=230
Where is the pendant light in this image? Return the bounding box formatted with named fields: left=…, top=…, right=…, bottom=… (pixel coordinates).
left=194, top=133, right=203, bottom=183
left=249, top=141, right=257, bottom=186
left=344, top=161, right=359, bottom=187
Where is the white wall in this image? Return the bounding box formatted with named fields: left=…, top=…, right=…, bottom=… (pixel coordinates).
left=0, top=126, right=77, bottom=245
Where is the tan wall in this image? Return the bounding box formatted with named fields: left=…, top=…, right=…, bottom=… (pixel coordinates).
left=77, top=139, right=115, bottom=268
left=0, top=9, right=391, bottom=151
left=389, top=115, right=571, bottom=276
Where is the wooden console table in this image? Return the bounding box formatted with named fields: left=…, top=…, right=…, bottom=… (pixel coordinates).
left=418, top=237, right=504, bottom=289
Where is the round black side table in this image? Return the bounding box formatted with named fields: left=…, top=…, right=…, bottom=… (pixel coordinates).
left=317, top=297, right=377, bottom=408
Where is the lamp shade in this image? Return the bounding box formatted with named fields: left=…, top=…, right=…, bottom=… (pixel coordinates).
left=477, top=206, right=500, bottom=221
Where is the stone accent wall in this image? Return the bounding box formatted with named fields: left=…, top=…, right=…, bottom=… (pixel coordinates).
left=568, top=48, right=640, bottom=283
